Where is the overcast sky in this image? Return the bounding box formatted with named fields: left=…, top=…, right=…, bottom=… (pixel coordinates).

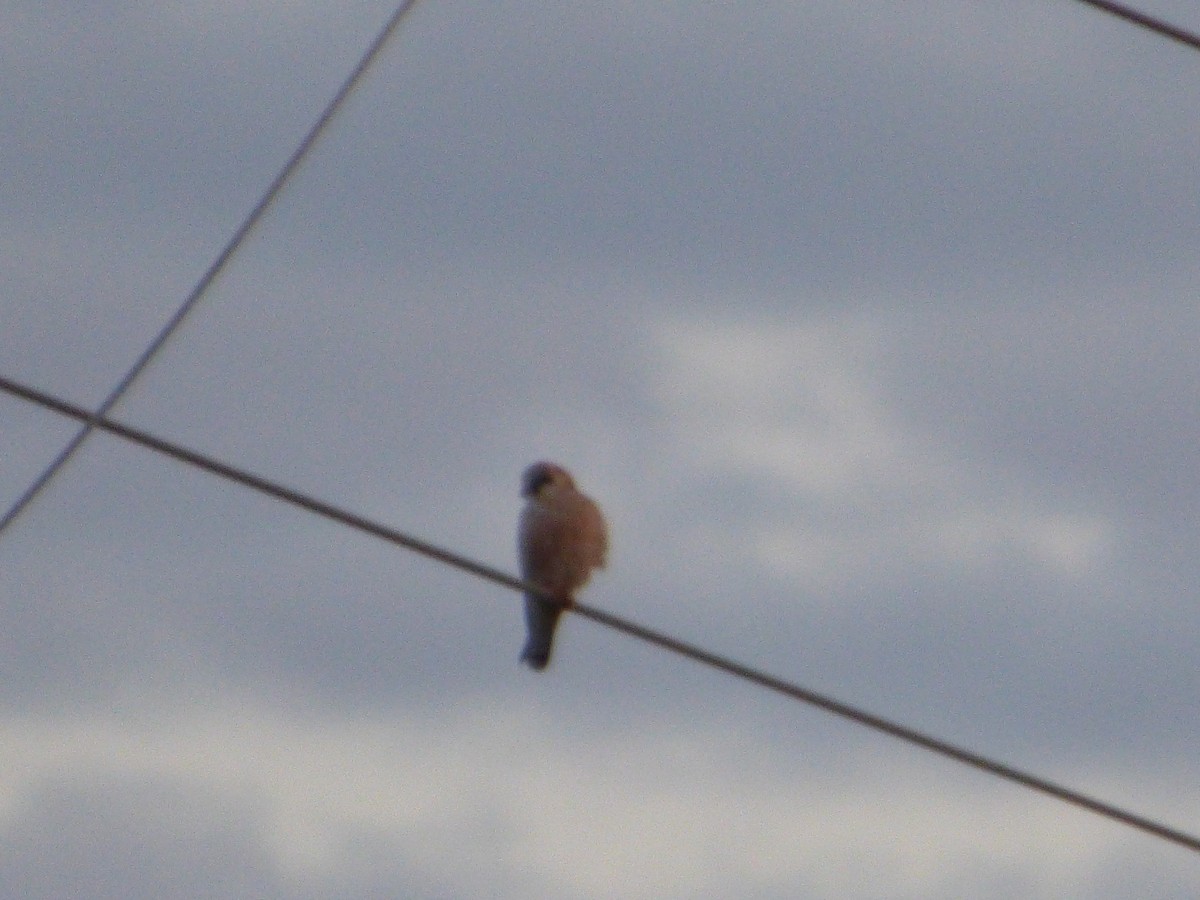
left=2, top=1, right=1199, bottom=897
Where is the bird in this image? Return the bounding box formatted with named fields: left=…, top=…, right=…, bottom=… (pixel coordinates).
left=517, top=461, right=608, bottom=670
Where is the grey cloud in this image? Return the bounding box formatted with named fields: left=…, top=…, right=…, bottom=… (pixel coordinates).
left=0, top=777, right=280, bottom=900
left=2, top=1, right=1199, bottom=896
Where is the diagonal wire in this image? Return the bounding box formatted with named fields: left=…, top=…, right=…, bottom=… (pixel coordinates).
left=6, top=1, right=1193, bottom=532
left=0, top=371, right=1197, bottom=856
left=1069, top=0, right=1200, bottom=51
left=0, top=0, right=425, bottom=539
left=5, top=5, right=1196, bottom=540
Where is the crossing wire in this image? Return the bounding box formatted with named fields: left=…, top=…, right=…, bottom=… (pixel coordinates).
left=4, top=0, right=1200, bottom=857
left=6, top=0, right=1198, bottom=541
left=0, top=370, right=1197, bottom=856
left=4, top=0, right=1195, bottom=536
left=0, top=0, right=425, bottom=540
left=1071, top=0, right=1200, bottom=51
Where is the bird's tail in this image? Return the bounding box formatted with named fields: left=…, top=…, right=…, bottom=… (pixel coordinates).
left=521, top=594, right=565, bottom=671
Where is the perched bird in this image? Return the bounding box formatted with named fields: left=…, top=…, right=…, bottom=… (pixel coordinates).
left=517, top=461, right=608, bottom=670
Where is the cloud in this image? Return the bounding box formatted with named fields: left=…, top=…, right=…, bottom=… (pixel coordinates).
left=3, top=2, right=1199, bottom=896
left=1, top=698, right=1187, bottom=899
left=649, top=314, right=1115, bottom=593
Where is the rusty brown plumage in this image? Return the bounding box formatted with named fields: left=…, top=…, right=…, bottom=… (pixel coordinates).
left=517, top=461, right=607, bottom=670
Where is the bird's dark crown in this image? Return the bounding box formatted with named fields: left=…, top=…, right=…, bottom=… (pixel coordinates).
left=521, top=461, right=573, bottom=497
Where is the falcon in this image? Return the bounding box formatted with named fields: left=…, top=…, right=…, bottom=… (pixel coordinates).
left=517, top=461, right=608, bottom=670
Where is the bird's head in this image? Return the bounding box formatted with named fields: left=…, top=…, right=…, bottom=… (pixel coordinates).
left=521, top=461, right=575, bottom=498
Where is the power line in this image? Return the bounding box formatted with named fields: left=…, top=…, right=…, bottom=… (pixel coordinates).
left=0, top=372, right=1196, bottom=856
left=4, top=0, right=1191, bottom=538
left=1071, top=0, right=1200, bottom=51
left=0, top=0, right=425, bottom=540
left=3, top=3, right=1193, bottom=538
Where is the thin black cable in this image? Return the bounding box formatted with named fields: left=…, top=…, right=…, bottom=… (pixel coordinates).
left=0, top=0, right=425, bottom=539
left=4, top=5, right=1195, bottom=540
left=0, top=372, right=1196, bottom=856
left=1070, top=0, right=1200, bottom=51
